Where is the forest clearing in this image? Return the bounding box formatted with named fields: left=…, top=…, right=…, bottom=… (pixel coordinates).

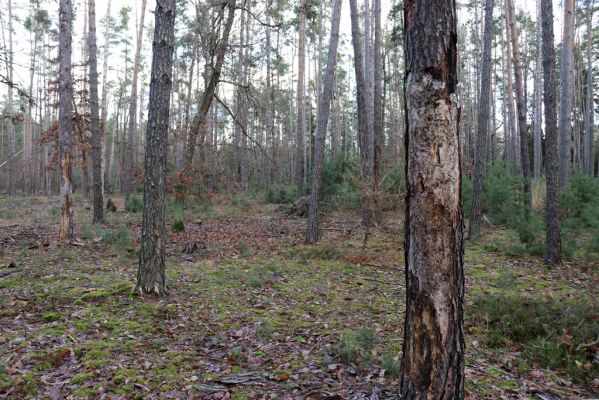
left=0, top=194, right=597, bottom=399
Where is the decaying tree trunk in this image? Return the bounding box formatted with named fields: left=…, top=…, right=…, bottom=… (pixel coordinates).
left=305, top=0, right=342, bottom=244
left=136, top=0, right=176, bottom=295
left=400, top=0, right=465, bottom=398
left=541, top=0, right=562, bottom=265
left=58, top=0, right=74, bottom=241
left=469, top=0, right=494, bottom=239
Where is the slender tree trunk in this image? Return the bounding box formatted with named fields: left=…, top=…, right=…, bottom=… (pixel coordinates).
left=373, top=0, right=383, bottom=222
left=136, top=0, right=176, bottom=296
left=305, top=0, right=342, bottom=244
left=349, top=0, right=374, bottom=227
left=558, top=0, right=575, bottom=187
left=59, top=0, right=74, bottom=241
left=533, top=0, right=543, bottom=178
left=469, top=0, right=494, bottom=239
left=295, top=0, right=306, bottom=194
left=89, top=0, right=104, bottom=223
left=184, top=1, right=236, bottom=178
left=123, top=0, right=147, bottom=200
left=101, top=0, right=112, bottom=193
left=505, top=0, right=531, bottom=208
left=541, top=0, right=561, bottom=265
left=583, top=0, right=594, bottom=176
left=235, top=7, right=246, bottom=187
left=6, top=0, right=15, bottom=195
left=400, top=1, right=464, bottom=398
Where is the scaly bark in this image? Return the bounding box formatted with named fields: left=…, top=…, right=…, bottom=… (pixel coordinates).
left=541, top=0, right=562, bottom=265
left=136, top=0, right=176, bottom=295
left=469, top=0, right=494, bottom=239
left=400, top=0, right=465, bottom=398
left=558, top=0, right=575, bottom=187
left=89, top=0, right=104, bottom=223
left=305, top=0, right=342, bottom=244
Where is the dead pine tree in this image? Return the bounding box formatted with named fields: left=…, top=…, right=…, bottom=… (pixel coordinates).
left=400, top=0, right=465, bottom=398
left=58, top=0, right=75, bottom=242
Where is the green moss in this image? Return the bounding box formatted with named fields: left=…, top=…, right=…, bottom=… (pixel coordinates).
left=71, top=372, right=95, bottom=384
left=42, top=311, right=60, bottom=322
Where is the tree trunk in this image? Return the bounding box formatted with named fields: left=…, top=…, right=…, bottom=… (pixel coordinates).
left=583, top=0, right=594, bottom=176
left=295, top=0, right=306, bottom=194
left=505, top=0, right=531, bottom=207
left=349, top=0, right=374, bottom=227
left=305, top=0, right=342, bottom=244
left=558, top=0, right=575, bottom=187
left=184, top=0, right=236, bottom=179
left=541, top=0, right=561, bottom=265
left=136, top=0, right=176, bottom=296
left=400, top=0, right=465, bottom=398
left=6, top=0, right=15, bottom=195
left=88, top=0, right=104, bottom=224
left=373, top=0, right=383, bottom=222
left=533, top=0, right=543, bottom=178
left=101, top=0, right=112, bottom=193
left=469, top=0, right=494, bottom=239
left=123, top=0, right=147, bottom=200
left=59, top=0, right=74, bottom=241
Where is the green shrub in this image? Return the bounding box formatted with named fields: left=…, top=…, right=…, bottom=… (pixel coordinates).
left=462, top=176, right=473, bottom=218
left=381, top=166, right=405, bottom=194
left=320, top=156, right=362, bottom=210
left=264, top=185, right=298, bottom=204
left=470, top=294, right=599, bottom=384
left=172, top=197, right=185, bottom=231
left=0, top=210, right=16, bottom=219
left=125, top=195, right=142, bottom=213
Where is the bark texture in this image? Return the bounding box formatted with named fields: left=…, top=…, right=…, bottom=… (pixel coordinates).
left=123, top=0, right=147, bottom=200
left=59, top=0, right=74, bottom=241
left=295, top=0, right=306, bottom=193
left=349, top=0, right=374, bottom=227
left=469, top=0, right=494, bottom=239
left=136, top=0, right=176, bottom=295
left=541, top=0, right=562, bottom=265
left=305, top=0, right=342, bottom=244
left=558, top=0, right=575, bottom=187
left=505, top=0, right=531, bottom=207
left=400, top=1, right=465, bottom=398
left=88, top=0, right=104, bottom=224
left=583, top=0, right=594, bottom=176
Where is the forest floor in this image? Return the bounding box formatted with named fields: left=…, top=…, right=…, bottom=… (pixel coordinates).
left=0, top=195, right=597, bottom=400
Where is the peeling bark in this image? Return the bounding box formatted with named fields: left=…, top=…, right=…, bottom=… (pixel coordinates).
left=400, top=0, right=465, bottom=398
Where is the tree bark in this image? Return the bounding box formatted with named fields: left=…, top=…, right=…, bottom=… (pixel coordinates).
left=136, top=0, right=176, bottom=295
left=558, top=0, right=575, bottom=187
left=184, top=0, right=236, bottom=179
left=88, top=0, right=104, bottom=224
left=505, top=0, right=531, bottom=207
left=541, top=0, right=562, bottom=265
left=349, top=0, right=374, bottom=227
left=469, top=0, right=494, bottom=239
left=101, top=0, right=112, bottom=193
left=400, top=1, right=465, bottom=398
left=6, top=0, right=15, bottom=195
left=373, top=0, right=383, bottom=222
left=583, top=0, right=594, bottom=176
left=123, top=0, right=147, bottom=200
left=59, top=0, right=74, bottom=241
left=305, top=0, right=342, bottom=244
left=295, top=0, right=306, bottom=194
left=533, top=0, right=543, bottom=178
